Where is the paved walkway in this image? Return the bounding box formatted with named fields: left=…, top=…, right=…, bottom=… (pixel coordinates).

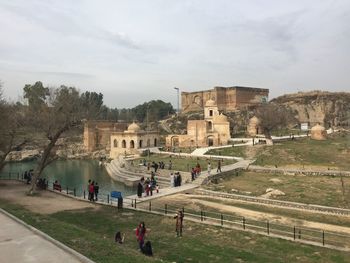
left=0, top=210, right=88, bottom=263
left=125, top=159, right=253, bottom=203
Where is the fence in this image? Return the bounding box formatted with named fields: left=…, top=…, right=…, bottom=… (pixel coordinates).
left=1, top=172, right=350, bottom=251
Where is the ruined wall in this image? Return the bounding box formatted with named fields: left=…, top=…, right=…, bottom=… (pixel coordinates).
left=181, top=86, right=269, bottom=113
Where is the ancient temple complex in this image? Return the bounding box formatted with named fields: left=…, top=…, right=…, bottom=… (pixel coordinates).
left=166, top=99, right=230, bottom=148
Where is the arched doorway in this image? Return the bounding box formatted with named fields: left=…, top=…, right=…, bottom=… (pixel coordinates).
left=207, top=136, right=214, bottom=146
left=130, top=140, right=135, bottom=148
left=113, top=139, right=118, bottom=148
left=154, top=138, right=157, bottom=147
left=171, top=136, right=180, bottom=147
left=139, top=140, right=143, bottom=148
left=122, top=140, right=126, bottom=148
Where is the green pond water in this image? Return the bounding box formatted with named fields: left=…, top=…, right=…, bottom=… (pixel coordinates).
left=1, top=160, right=135, bottom=197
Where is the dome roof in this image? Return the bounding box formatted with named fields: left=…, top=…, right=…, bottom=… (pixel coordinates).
left=127, top=122, right=141, bottom=132
left=311, top=123, right=325, bottom=131
left=249, top=116, right=260, bottom=124
left=214, top=113, right=228, bottom=122
left=205, top=99, right=216, bottom=107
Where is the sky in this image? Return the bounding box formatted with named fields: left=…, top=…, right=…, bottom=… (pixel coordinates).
left=0, top=0, right=349, bottom=108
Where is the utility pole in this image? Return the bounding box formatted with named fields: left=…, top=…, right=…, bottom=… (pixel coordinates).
left=174, top=87, right=179, bottom=115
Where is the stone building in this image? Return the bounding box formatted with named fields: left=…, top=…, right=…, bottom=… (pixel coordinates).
left=110, top=122, right=159, bottom=158
left=84, top=120, right=159, bottom=158
left=181, top=86, right=269, bottom=113
left=310, top=123, right=327, bottom=140
left=83, top=121, right=128, bottom=152
left=166, top=99, right=230, bottom=148
left=247, top=116, right=263, bottom=136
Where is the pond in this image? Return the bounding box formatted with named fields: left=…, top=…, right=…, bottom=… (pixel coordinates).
left=1, top=160, right=135, bottom=197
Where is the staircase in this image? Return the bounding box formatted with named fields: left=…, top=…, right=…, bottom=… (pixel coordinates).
left=105, top=156, right=170, bottom=188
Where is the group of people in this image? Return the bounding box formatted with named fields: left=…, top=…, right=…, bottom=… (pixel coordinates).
left=87, top=180, right=99, bottom=201
left=115, top=211, right=184, bottom=257
left=23, top=170, right=33, bottom=184
left=170, top=172, right=182, bottom=187
left=190, top=163, right=202, bottom=181
left=53, top=180, right=62, bottom=191
left=137, top=174, right=159, bottom=198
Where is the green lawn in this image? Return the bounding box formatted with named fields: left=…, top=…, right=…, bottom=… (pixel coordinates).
left=1, top=200, right=349, bottom=263
left=206, top=132, right=350, bottom=170
left=205, top=171, right=350, bottom=208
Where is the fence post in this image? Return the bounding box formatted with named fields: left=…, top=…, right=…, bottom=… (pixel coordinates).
left=74, top=188, right=76, bottom=197
left=107, top=194, right=109, bottom=204
left=66, top=186, right=68, bottom=194
left=267, top=220, right=269, bottom=235
left=293, top=226, right=296, bottom=240
left=149, top=201, right=152, bottom=211
left=165, top=204, right=167, bottom=215
left=221, top=214, right=223, bottom=226
left=84, top=190, right=86, bottom=199
left=134, top=198, right=137, bottom=209
left=298, top=229, right=301, bottom=239
left=201, top=211, right=203, bottom=222
left=242, top=217, right=246, bottom=230
left=322, top=231, right=325, bottom=246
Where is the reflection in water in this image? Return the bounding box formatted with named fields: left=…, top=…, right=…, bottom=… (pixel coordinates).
left=2, top=160, right=135, bottom=197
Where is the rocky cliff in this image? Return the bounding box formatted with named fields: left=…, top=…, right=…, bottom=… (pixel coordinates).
left=271, top=91, right=350, bottom=127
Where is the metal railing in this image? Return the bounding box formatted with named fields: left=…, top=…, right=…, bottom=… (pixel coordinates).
left=1, top=172, right=350, bottom=250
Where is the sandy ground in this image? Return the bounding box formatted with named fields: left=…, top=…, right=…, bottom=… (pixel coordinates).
left=0, top=181, right=95, bottom=214
left=147, top=193, right=350, bottom=235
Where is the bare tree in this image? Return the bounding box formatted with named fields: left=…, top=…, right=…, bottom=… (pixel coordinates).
left=0, top=84, right=27, bottom=171
left=255, top=103, right=297, bottom=138
left=25, top=84, right=85, bottom=194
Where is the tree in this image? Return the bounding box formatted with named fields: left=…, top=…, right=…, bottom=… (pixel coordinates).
left=0, top=84, right=27, bottom=171
left=23, top=81, right=49, bottom=109
left=80, top=91, right=104, bottom=119
left=255, top=103, right=296, bottom=138
left=25, top=84, right=89, bottom=194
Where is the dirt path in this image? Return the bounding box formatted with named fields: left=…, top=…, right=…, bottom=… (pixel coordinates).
left=149, top=193, right=350, bottom=235
left=0, top=181, right=95, bottom=214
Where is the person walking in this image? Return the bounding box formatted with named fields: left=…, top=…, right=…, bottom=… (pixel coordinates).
left=207, top=162, right=211, bottom=176
left=137, top=177, right=144, bottom=198
left=170, top=173, right=174, bottom=187
left=217, top=160, right=222, bottom=173
left=89, top=181, right=95, bottom=202
left=94, top=182, right=99, bottom=201
left=135, top=222, right=147, bottom=251
left=174, top=210, right=184, bottom=237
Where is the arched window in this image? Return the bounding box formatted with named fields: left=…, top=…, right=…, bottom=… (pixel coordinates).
left=122, top=140, right=126, bottom=148
left=154, top=138, right=157, bottom=147
left=208, top=121, right=213, bottom=131
left=113, top=139, right=118, bottom=148
left=139, top=140, right=143, bottom=148
left=130, top=140, right=135, bottom=149
left=209, top=110, right=213, bottom=116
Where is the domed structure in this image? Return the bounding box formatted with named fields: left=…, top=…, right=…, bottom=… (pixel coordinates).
left=247, top=116, right=262, bottom=136
left=205, top=99, right=216, bottom=107
left=127, top=122, right=141, bottom=132
left=310, top=123, right=326, bottom=140
left=213, top=113, right=228, bottom=122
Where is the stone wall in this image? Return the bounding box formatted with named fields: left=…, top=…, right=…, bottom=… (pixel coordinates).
left=181, top=86, right=269, bottom=113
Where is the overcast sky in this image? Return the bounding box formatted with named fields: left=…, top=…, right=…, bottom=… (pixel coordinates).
left=0, top=0, right=349, bottom=108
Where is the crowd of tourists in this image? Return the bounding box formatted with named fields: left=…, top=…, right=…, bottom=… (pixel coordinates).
left=137, top=173, right=159, bottom=198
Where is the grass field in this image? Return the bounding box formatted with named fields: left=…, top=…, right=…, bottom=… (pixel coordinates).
left=136, top=154, right=235, bottom=172
left=206, top=132, right=350, bottom=170
left=205, top=171, right=350, bottom=208
left=1, top=199, right=350, bottom=263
